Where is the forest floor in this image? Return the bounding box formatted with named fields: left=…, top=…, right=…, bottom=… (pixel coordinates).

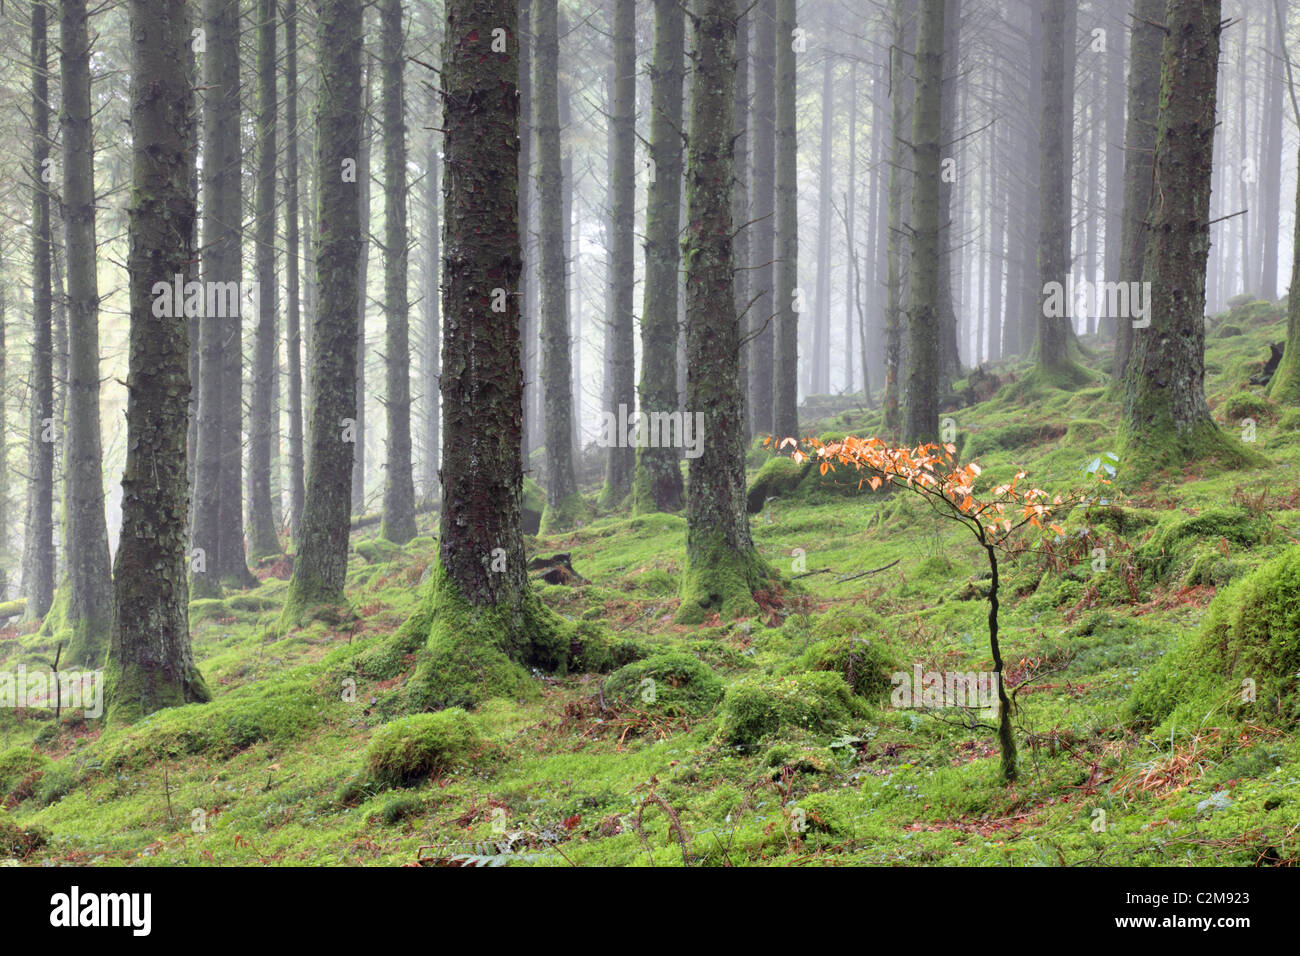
left=3, top=299, right=1300, bottom=866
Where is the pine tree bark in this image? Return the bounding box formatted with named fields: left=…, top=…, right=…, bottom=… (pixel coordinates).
left=107, top=0, right=210, bottom=722
left=633, top=0, right=687, bottom=512
left=600, top=0, right=636, bottom=506
left=903, top=0, right=943, bottom=444
left=883, top=0, right=916, bottom=432
left=285, top=0, right=306, bottom=538
left=734, top=9, right=752, bottom=434
left=283, top=0, right=364, bottom=618
left=23, top=0, right=55, bottom=622
left=811, top=53, right=834, bottom=396
left=1101, top=1, right=1127, bottom=340
left=423, top=2, right=442, bottom=505
left=380, top=0, right=417, bottom=544
left=534, top=0, right=579, bottom=528
left=59, top=0, right=114, bottom=663
left=772, top=0, right=799, bottom=439
left=1112, top=0, right=1163, bottom=381
left=678, top=0, right=766, bottom=624
left=248, top=0, right=282, bottom=560
left=935, top=0, right=962, bottom=384
left=1122, top=0, right=1245, bottom=472
left=748, top=0, right=776, bottom=435
left=353, top=66, right=372, bottom=514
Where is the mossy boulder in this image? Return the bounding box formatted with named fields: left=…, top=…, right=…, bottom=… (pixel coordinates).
left=1129, top=545, right=1300, bottom=727
left=363, top=709, right=485, bottom=788
left=746, top=456, right=810, bottom=513
left=716, top=672, right=865, bottom=749
left=603, top=652, right=724, bottom=716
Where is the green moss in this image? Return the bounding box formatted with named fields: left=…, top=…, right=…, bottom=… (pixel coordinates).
left=798, top=635, right=898, bottom=701
left=522, top=477, right=546, bottom=534
left=0, top=748, right=49, bottom=795
left=539, top=492, right=592, bottom=534
left=399, top=561, right=567, bottom=712
left=963, top=422, right=1067, bottom=460
left=0, top=811, right=48, bottom=858
left=675, top=535, right=769, bottom=625
left=368, top=792, right=425, bottom=825
left=603, top=652, right=724, bottom=716
left=807, top=606, right=886, bottom=643
left=568, top=621, right=644, bottom=674
left=796, top=791, right=854, bottom=837
left=763, top=743, right=835, bottom=776
left=746, top=456, right=810, bottom=513
left=355, top=538, right=403, bottom=564
left=1221, top=391, right=1276, bottom=424
left=363, top=709, right=485, bottom=788
left=716, top=672, right=865, bottom=749
left=103, top=656, right=212, bottom=727
left=1134, top=507, right=1272, bottom=584
left=1129, top=546, right=1300, bottom=728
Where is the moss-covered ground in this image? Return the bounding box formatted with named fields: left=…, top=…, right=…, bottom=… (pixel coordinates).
left=2, top=300, right=1298, bottom=866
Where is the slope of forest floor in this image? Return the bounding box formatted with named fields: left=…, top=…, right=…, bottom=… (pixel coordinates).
left=2, top=299, right=1299, bottom=866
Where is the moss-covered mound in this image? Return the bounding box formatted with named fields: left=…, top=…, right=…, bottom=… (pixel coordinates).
left=1133, top=507, right=1272, bottom=585
left=798, top=635, right=898, bottom=702
left=522, top=477, right=545, bottom=535
left=1129, top=545, right=1300, bottom=728
left=363, top=709, right=485, bottom=788
left=746, top=456, right=810, bottom=513
left=716, top=672, right=866, bottom=749
left=602, top=652, right=724, bottom=716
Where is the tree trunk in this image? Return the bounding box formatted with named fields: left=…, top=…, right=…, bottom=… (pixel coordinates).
left=23, top=0, right=55, bottom=623
left=1101, top=1, right=1127, bottom=340
left=633, top=0, right=687, bottom=513
left=884, top=0, right=916, bottom=432
left=748, top=0, right=776, bottom=435
left=1122, top=0, right=1246, bottom=473
left=534, top=0, right=580, bottom=529
left=811, top=52, right=834, bottom=397
left=282, top=0, right=364, bottom=619
left=734, top=7, right=751, bottom=435
left=59, top=0, right=114, bottom=664
left=1258, top=8, right=1284, bottom=301
left=380, top=0, right=417, bottom=544
left=599, top=0, right=636, bottom=506
left=935, top=0, right=962, bottom=384
left=248, top=0, right=282, bottom=560
left=285, top=0, right=306, bottom=538
left=353, top=64, right=372, bottom=514
left=1112, top=0, right=1163, bottom=381
left=678, top=0, right=767, bottom=624
left=772, top=0, right=799, bottom=438
left=903, top=0, right=943, bottom=444
left=423, top=3, right=442, bottom=505
left=107, top=0, right=210, bottom=722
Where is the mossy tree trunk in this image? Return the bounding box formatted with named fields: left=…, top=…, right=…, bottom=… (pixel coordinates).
left=193, top=0, right=249, bottom=597
left=1034, top=0, right=1083, bottom=377
left=59, top=0, right=114, bottom=664
left=107, top=0, right=210, bottom=723
left=1122, top=0, right=1247, bottom=473
left=1269, top=140, right=1300, bottom=403
left=285, top=0, right=306, bottom=538
left=748, top=0, right=776, bottom=437
left=534, top=0, right=580, bottom=528
left=1112, top=0, right=1163, bottom=381
left=422, top=2, right=442, bottom=506
left=435, top=0, right=536, bottom=623
left=380, top=0, right=417, bottom=544
left=677, top=0, right=766, bottom=625
left=633, top=0, right=687, bottom=513
left=903, top=0, right=943, bottom=446
left=771, top=0, right=799, bottom=440
left=600, top=0, right=636, bottom=508
left=248, top=0, right=282, bottom=561
left=283, top=0, right=364, bottom=619
left=22, top=0, right=55, bottom=623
